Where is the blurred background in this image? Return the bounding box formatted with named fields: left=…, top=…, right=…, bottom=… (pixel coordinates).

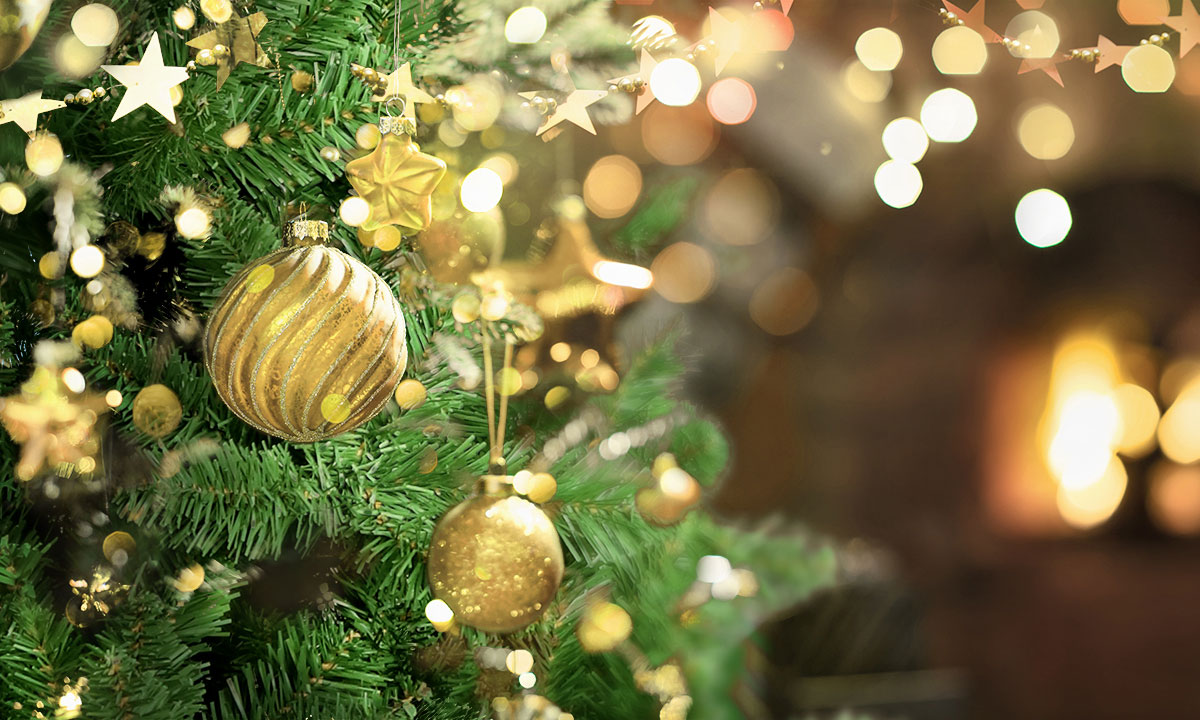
left=597, top=0, right=1200, bottom=717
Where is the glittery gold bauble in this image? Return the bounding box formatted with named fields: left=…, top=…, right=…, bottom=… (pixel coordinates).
left=203, top=239, right=408, bottom=442
left=132, top=383, right=182, bottom=437
left=427, top=483, right=563, bottom=634
left=0, top=0, right=51, bottom=70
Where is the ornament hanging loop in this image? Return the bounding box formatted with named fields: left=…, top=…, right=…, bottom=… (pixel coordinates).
left=283, top=217, right=330, bottom=247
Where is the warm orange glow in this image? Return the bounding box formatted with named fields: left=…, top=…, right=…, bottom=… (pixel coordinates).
left=1056, top=456, right=1127, bottom=529
left=1148, top=462, right=1200, bottom=535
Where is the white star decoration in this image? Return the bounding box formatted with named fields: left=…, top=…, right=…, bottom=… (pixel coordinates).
left=0, top=92, right=65, bottom=136
left=102, top=33, right=190, bottom=123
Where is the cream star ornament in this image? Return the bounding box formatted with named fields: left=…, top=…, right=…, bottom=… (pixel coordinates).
left=371, top=63, right=434, bottom=117
left=1018, top=54, right=1065, bottom=86
left=943, top=0, right=1001, bottom=44
left=102, top=33, right=190, bottom=123
left=345, top=126, right=447, bottom=231
left=186, top=11, right=269, bottom=90
left=1095, top=35, right=1134, bottom=73
left=519, top=80, right=608, bottom=137
left=608, top=50, right=659, bottom=115
left=1164, top=0, right=1200, bottom=58
left=0, top=92, right=65, bottom=137
left=705, top=7, right=742, bottom=76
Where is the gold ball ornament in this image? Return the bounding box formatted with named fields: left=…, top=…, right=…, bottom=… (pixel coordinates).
left=428, top=481, right=564, bottom=634
left=203, top=229, right=408, bottom=442
left=132, top=383, right=183, bottom=437
left=0, top=0, right=51, bottom=70
left=394, top=378, right=427, bottom=409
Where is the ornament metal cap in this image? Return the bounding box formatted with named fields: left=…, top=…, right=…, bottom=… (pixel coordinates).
left=284, top=218, right=329, bottom=246
left=379, top=114, right=415, bottom=136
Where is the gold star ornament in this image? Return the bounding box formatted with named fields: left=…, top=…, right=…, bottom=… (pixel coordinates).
left=345, top=119, right=447, bottom=231
left=0, top=91, right=65, bottom=136
left=102, top=32, right=190, bottom=123
left=372, top=62, right=434, bottom=117
left=187, top=11, right=269, bottom=90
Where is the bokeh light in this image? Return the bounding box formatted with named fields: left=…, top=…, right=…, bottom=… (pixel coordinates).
left=425, top=599, right=455, bottom=631
left=749, top=267, right=819, bottom=336
left=1113, top=383, right=1160, bottom=457
left=583, top=155, right=642, bottom=218
left=881, top=117, right=929, bottom=163
left=479, top=153, right=519, bottom=186
left=339, top=197, right=371, bottom=226
left=505, top=6, right=547, bottom=44
left=1149, top=462, right=1200, bottom=535
left=703, top=168, right=779, bottom=246
left=0, top=182, right=27, bottom=214
left=1118, top=0, right=1169, bottom=25
left=451, top=75, right=504, bottom=132
left=592, top=260, right=653, bottom=289
left=1056, top=456, right=1127, bottom=529
left=460, top=168, right=504, bottom=213
left=706, top=78, right=756, bottom=125
left=641, top=103, right=717, bottom=166
left=855, top=27, right=903, bottom=71
left=932, top=26, right=988, bottom=75
left=1015, top=189, right=1072, bottom=248
left=920, top=88, right=977, bottom=143
left=651, top=242, right=716, bottom=303
left=1159, top=388, right=1200, bottom=464
left=1017, top=103, right=1074, bottom=160
left=175, top=207, right=211, bottom=238
left=745, top=9, right=793, bottom=52
left=650, top=58, right=702, bottom=107
left=54, top=34, right=105, bottom=78
left=1122, top=44, right=1176, bottom=93
left=841, top=60, right=892, bottom=103
left=71, top=4, right=118, bottom=47
left=506, top=649, right=535, bottom=675
left=69, top=245, right=105, bottom=278
left=1004, top=11, right=1060, bottom=58
left=874, top=160, right=923, bottom=209
left=26, top=133, right=63, bottom=177
left=173, top=5, right=195, bottom=30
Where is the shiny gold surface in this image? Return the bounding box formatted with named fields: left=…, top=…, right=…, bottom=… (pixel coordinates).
left=131, top=383, right=182, bottom=437
left=204, top=244, right=408, bottom=442
left=345, top=131, right=446, bottom=231
left=0, top=0, right=50, bottom=70
left=428, top=487, right=563, bottom=634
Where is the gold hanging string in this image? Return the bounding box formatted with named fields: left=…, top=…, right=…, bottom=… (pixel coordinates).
left=480, top=319, right=516, bottom=473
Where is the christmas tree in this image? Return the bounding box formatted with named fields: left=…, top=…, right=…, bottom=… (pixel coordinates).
left=0, top=0, right=831, bottom=718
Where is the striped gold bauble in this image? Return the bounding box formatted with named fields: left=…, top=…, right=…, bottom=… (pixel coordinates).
left=203, top=222, right=407, bottom=442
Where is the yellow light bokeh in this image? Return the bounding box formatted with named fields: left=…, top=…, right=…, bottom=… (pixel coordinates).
left=1149, top=462, right=1200, bottom=535
left=881, top=117, right=929, bottom=163
left=356, top=123, right=381, bottom=150
left=841, top=60, right=892, bottom=103
left=425, top=598, right=455, bottom=631
left=173, top=5, right=196, bottom=30
left=873, top=160, right=923, bottom=209
left=932, top=26, right=988, bottom=75
left=749, top=267, right=819, bottom=336
left=1004, top=10, right=1060, bottom=59
left=54, top=34, right=106, bottom=78
left=920, top=88, right=977, bottom=143
left=1017, top=103, right=1074, bottom=160
left=506, top=649, right=534, bottom=675
left=651, top=242, right=716, bottom=304
left=583, top=155, right=642, bottom=219
left=26, top=133, right=64, bottom=177
left=1122, top=44, right=1176, bottom=93
left=460, top=168, right=503, bottom=213
left=855, top=27, right=903, bottom=71
left=339, top=196, right=371, bottom=226
left=1159, top=393, right=1200, bottom=464
left=71, top=4, right=119, bottom=47
left=592, top=260, right=653, bottom=289
left=650, top=58, right=702, bottom=107
left=0, top=182, right=26, bottom=214
left=175, top=207, right=211, bottom=239
left=479, top=153, right=519, bottom=186
left=1056, top=456, right=1126, bottom=529
left=703, top=168, right=778, bottom=246
left=69, top=245, right=105, bottom=278
left=1015, top=188, right=1071, bottom=248
left=505, top=6, right=547, bottom=44
left=549, top=342, right=571, bottom=363
left=1113, top=383, right=1159, bottom=457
